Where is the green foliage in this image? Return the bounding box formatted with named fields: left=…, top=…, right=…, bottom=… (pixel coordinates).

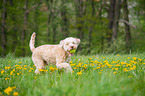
left=0, top=54, right=145, bottom=95
left=0, top=0, right=145, bottom=56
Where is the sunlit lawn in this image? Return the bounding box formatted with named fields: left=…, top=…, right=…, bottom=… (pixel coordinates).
left=0, top=53, right=145, bottom=96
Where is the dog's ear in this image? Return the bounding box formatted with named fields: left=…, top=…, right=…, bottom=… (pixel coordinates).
left=60, top=40, right=64, bottom=47
left=75, top=38, right=80, bottom=45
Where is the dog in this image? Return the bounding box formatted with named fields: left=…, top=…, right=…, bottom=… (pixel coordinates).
left=29, top=32, right=80, bottom=74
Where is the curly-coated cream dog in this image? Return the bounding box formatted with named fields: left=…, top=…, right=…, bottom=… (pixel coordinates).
left=29, top=32, right=80, bottom=74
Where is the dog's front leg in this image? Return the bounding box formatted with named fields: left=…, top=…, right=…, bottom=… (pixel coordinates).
left=56, top=62, right=73, bottom=73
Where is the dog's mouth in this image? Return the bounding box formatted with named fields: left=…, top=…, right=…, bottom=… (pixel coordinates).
left=67, top=49, right=76, bottom=56
left=67, top=51, right=74, bottom=56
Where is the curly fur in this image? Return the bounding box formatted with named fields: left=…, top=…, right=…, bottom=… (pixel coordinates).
left=29, top=32, right=80, bottom=74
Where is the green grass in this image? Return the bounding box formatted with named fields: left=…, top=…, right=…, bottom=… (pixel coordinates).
left=0, top=53, right=145, bottom=96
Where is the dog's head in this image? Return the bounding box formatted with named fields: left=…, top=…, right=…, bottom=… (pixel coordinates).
left=60, top=37, right=80, bottom=56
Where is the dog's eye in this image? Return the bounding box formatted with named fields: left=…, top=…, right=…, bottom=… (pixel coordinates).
left=72, top=42, right=75, bottom=44
left=66, top=43, right=69, bottom=45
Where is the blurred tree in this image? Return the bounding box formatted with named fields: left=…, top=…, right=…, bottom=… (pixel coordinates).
left=60, top=0, right=69, bottom=38
left=1, top=0, right=7, bottom=56
left=123, top=0, right=131, bottom=52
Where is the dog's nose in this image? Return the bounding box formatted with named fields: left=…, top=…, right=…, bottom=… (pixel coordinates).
left=71, top=46, right=74, bottom=49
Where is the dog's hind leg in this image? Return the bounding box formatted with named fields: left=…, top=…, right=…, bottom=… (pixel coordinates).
left=32, top=57, right=45, bottom=74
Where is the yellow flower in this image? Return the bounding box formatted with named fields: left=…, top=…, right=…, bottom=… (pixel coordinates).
left=128, top=76, right=132, bottom=77
left=133, top=57, right=137, bottom=60
left=5, top=77, right=10, bottom=80
left=17, top=73, right=20, bottom=75
left=5, top=66, right=11, bottom=70
left=19, top=62, right=22, bottom=63
left=77, top=71, right=82, bottom=75
left=1, top=70, right=4, bottom=74
left=23, top=65, right=27, bottom=67
left=73, top=67, right=77, bottom=69
left=113, top=72, right=117, bottom=74
left=23, top=68, right=26, bottom=70
left=9, top=61, right=11, bottom=63
left=123, top=68, right=129, bottom=72
left=0, top=92, right=2, bottom=95
left=96, top=67, right=100, bottom=69
left=121, top=62, right=126, bottom=65
left=114, top=68, right=118, bottom=70
left=12, top=86, right=16, bottom=89
left=98, top=72, right=102, bottom=74
left=39, top=69, right=46, bottom=73
left=30, top=68, right=34, bottom=70
left=70, top=64, right=76, bottom=66
left=117, top=54, right=119, bottom=56
left=93, top=68, right=96, bottom=70
left=138, top=58, right=142, bottom=62
left=103, top=57, right=106, bottom=59
left=114, top=64, right=120, bottom=67
left=4, top=87, right=13, bottom=95
left=10, top=71, right=14, bottom=75
left=54, top=68, right=58, bottom=70
left=69, top=61, right=73, bottom=63
left=13, top=92, right=19, bottom=96
left=128, top=57, right=130, bottom=59
left=35, top=77, right=37, bottom=79
left=112, top=61, right=116, bottom=64
left=49, top=67, right=54, bottom=72
left=89, top=58, right=92, bottom=60
left=15, top=65, right=19, bottom=67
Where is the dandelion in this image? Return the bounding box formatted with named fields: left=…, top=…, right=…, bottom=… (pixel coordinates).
left=123, top=68, right=129, bottom=72
left=5, top=66, right=11, bottom=70
left=70, top=63, right=76, bottom=66
left=113, top=72, right=117, bottom=74
left=98, top=72, right=102, bottom=74
left=138, top=58, right=142, bottom=62
left=10, top=71, right=14, bottom=75
left=93, top=68, right=96, bottom=70
left=128, top=76, right=132, bottom=77
left=1, top=70, right=4, bottom=74
left=69, top=61, right=73, bottom=63
left=96, top=67, right=100, bottom=69
left=73, top=67, right=77, bottom=69
left=12, top=86, right=16, bottom=89
left=117, top=54, right=119, bottom=56
left=114, top=64, right=120, bottom=67
left=133, top=57, right=137, bottom=60
left=4, top=87, right=13, bottom=95
left=77, top=71, right=82, bottom=75
left=49, top=67, right=54, bottom=72
left=19, top=62, right=22, bottom=63
left=23, top=68, right=27, bottom=70
left=128, top=57, right=130, bottom=59
left=89, top=58, right=92, bottom=60
left=39, top=69, right=46, bottom=73
left=114, top=68, right=118, bottom=70
left=30, top=68, right=34, bottom=70
left=13, top=92, right=19, bottom=96
left=17, top=73, right=20, bottom=75
left=5, top=77, right=10, bottom=80
left=23, top=65, right=27, bottom=67
left=35, top=77, right=37, bottom=79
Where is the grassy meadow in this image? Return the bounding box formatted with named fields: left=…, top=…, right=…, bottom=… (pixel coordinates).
left=0, top=53, right=145, bottom=96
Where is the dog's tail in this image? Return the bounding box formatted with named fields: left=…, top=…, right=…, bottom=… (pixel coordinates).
left=29, top=32, right=36, bottom=52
